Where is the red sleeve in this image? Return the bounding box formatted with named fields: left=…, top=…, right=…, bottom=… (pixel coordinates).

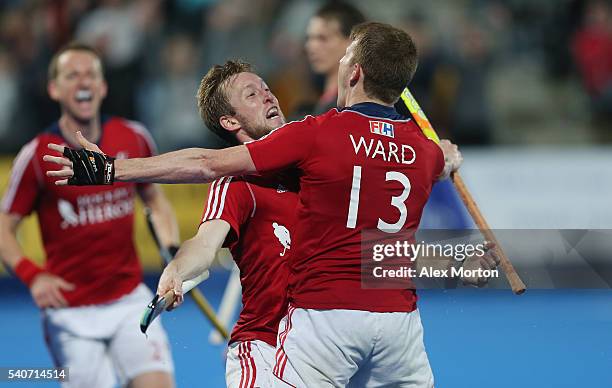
left=1, top=138, right=43, bottom=216
left=245, top=115, right=319, bottom=174
left=433, top=143, right=445, bottom=182
left=200, top=177, right=254, bottom=247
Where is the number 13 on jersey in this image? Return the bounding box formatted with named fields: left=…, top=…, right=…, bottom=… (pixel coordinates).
left=346, top=166, right=411, bottom=233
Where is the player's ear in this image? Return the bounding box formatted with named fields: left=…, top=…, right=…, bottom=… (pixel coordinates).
left=100, top=79, right=108, bottom=100
left=48, top=80, right=60, bottom=102
left=349, top=63, right=361, bottom=87
left=219, top=115, right=241, bottom=132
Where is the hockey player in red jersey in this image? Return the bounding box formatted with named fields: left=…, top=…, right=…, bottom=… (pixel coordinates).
left=0, top=43, right=177, bottom=388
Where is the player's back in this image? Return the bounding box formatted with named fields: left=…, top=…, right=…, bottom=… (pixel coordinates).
left=289, top=103, right=444, bottom=312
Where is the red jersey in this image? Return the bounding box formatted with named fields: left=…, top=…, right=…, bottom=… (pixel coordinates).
left=1, top=117, right=156, bottom=306
left=201, top=175, right=297, bottom=346
left=245, top=103, right=444, bottom=312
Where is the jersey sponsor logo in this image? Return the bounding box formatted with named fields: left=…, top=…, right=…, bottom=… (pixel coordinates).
left=273, top=222, right=291, bottom=256
left=58, top=199, right=79, bottom=228
left=370, top=120, right=395, bottom=138
left=57, top=188, right=134, bottom=229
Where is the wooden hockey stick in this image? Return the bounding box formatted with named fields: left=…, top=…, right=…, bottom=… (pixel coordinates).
left=141, top=270, right=210, bottom=333
left=400, top=88, right=526, bottom=294
left=209, top=265, right=241, bottom=344
left=145, top=209, right=230, bottom=338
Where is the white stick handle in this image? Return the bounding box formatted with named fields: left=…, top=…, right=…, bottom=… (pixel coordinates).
left=182, top=270, right=210, bottom=293
left=209, top=266, right=242, bottom=344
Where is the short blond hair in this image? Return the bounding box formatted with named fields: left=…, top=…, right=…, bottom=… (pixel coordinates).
left=48, top=42, right=104, bottom=81
left=196, top=60, right=253, bottom=145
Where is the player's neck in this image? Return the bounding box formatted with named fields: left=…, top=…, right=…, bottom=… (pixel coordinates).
left=345, top=90, right=392, bottom=108
left=59, top=114, right=101, bottom=148
left=235, top=130, right=254, bottom=145
left=342, top=78, right=392, bottom=108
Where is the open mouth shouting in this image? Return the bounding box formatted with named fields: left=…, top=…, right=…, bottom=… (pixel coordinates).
left=75, top=89, right=93, bottom=103
left=266, top=106, right=280, bottom=120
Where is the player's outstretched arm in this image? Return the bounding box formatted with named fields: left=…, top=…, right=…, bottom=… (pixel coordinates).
left=43, top=131, right=257, bottom=185
left=157, top=219, right=230, bottom=309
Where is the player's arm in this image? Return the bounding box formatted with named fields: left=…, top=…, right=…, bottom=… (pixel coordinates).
left=43, top=131, right=256, bottom=185
left=115, top=145, right=255, bottom=184
left=157, top=219, right=230, bottom=309
left=0, top=212, right=74, bottom=307
left=0, top=213, right=28, bottom=271
left=44, top=116, right=312, bottom=186
left=138, top=184, right=180, bottom=249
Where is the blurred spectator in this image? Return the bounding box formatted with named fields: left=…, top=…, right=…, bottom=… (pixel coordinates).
left=446, top=21, right=495, bottom=145
left=0, top=4, right=56, bottom=150
left=399, top=12, right=453, bottom=140
left=138, top=34, right=216, bottom=150
left=76, top=0, right=162, bottom=119
left=572, top=0, right=612, bottom=136
left=400, top=13, right=495, bottom=146
left=399, top=13, right=494, bottom=145
left=268, top=0, right=322, bottom=117
left=544, top=0, right=586, bottom=80
left=0, top=49, right=20, bottom=149
left=304, top=1, right=365, bottom=114
left=162, top=0, right=210, bottom=36
left=396, top=14, right=473, bottom=229
left=201, top=0, right=280, bottom=78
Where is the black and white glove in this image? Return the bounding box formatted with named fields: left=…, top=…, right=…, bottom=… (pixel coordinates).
left=62, top=147, right=115, bottom=185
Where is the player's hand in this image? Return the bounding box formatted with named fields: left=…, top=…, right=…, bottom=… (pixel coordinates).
left=30, top=273, right=75, bottom=308
left=157, top=264, right=184, bottom=310
left=460, top=242, right=500, bottom=287
left=43, top=131, right=114, bottom=186
left=438, top=139, right=462, bottom=180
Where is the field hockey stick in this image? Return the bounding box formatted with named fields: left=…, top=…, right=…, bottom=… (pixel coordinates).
left=400, top=88, right=526, bottom=294
left=140, top=270, right=210, bottom=333
left=209, top=265, right=241, bottom=344
left=145, top=209, right=230, bottom=338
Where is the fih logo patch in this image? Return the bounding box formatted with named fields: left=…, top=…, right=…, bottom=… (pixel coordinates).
left=369, top=120, right=394, bottom=138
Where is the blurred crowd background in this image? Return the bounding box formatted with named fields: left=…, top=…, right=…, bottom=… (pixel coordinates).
left=0, top=0, right=611, bottom=153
